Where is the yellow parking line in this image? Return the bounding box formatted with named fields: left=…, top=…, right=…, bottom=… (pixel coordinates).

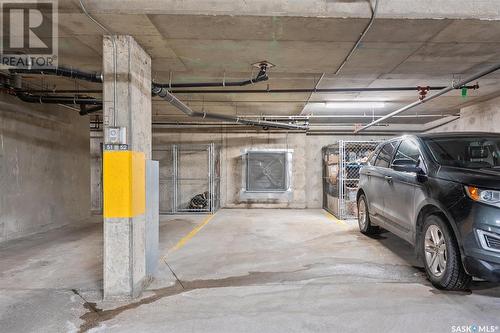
left=163, top=214, right=216, bottom=258
left=323, top=210, right=348, bottom=226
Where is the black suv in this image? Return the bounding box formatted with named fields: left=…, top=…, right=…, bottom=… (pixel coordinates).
left=357, top=133, right=500, bottom=290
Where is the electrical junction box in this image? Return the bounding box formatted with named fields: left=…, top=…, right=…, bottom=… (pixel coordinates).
left=105, top=126, right=127, bottom=145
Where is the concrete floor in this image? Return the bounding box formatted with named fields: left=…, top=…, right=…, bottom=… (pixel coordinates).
left=1, top=209, right=499, bottom=333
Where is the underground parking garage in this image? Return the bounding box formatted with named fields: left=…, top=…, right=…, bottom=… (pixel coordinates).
left=1, top=0, right=500, bottom=332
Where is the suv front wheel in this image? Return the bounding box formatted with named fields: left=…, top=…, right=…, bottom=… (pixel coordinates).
left=421, top=215, right=471, bottom=290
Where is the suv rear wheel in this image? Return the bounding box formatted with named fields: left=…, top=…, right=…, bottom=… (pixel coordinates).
left=421, top=215, right=471, bottom=290
left=357, top=194, right=379, bottom=235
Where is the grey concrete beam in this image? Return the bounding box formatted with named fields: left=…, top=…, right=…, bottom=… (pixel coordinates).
left=77, top=0, right=500, bottom=20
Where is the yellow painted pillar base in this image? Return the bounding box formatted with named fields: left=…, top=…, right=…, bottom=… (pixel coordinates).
left=103, top=150, right=146, bottom=218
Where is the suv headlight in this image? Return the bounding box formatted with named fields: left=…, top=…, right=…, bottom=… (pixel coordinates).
left=465, top=186, right=500, bottom=207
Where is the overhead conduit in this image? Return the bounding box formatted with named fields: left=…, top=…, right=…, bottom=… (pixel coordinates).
left=8, top=61, right=490, bottom=132
left=11, top=84, right=480, bottom=95
left=152, top=63, right=269, bottom=89
left=9, top=63, right=269, bottom=88
left=9, top=66, right=103, bottom=83
left=14, top=91, right=102, bottom=106
left=334, top=0, right=379, bottom=75
left=18, top=92, right=102, bottom=116
left=79, top=104, right=103, bottom=115
left=165, top=85, right=479, bottom=94
left=355, top=62, right=500, bottom=132
left=152, top=86, right=307, bottom=130
left=2, top=73, right=104, bottom=115
left=7, top=64, right=305, bottom=130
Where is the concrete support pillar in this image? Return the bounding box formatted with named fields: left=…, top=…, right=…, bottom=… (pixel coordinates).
left=102, top=35, right=152, bottom=299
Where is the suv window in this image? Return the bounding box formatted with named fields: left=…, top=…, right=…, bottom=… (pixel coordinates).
left=392, top=139, right=420, bottom=168
left=368, top=146, right=381, bottom=165
left=374, top=141, right=399, bottom=168
left=423, top=136, right=500, bottom=169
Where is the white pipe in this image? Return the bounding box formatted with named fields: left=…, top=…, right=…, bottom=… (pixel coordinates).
left=355, top=62, right=500, bottom=133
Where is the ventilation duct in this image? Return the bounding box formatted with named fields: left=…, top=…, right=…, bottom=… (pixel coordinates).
left=240, top=149, right=293, bottom=201
left=152, top=86, right=307, bottom=130
left=246, top=151, right=288, bottom=192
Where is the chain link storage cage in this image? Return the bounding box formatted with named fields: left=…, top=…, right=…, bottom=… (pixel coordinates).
left=153, top=143, right=221, bottom=214
left=323, top=141, right=381, bottom=220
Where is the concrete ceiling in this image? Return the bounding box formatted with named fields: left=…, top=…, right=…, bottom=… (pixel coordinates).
left=15, top=0, right=500, bottom=130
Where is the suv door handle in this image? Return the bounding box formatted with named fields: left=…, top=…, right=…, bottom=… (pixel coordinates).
left=385, top=176, right=393, bottom=182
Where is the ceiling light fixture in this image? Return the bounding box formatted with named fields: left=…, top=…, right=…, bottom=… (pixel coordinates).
left=325, top=102, right=386, bottom=109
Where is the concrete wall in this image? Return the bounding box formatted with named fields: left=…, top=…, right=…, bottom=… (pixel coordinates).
left=90, top=132, right=103, bottom=213
left=91, top=130, right=387, bottom=210
left=0, top=95, right=91, bottom=242
left=163, top=131, right=388, bottom=209
left=429, top=95, right=500, bottom=133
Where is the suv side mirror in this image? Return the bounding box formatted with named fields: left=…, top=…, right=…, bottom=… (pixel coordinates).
left=392, top=158, right=425, bottom=174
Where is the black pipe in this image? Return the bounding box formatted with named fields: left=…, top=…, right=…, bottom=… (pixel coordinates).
left=168, top=84, right=479, bottom=94
left=11, top=63, right=270, bottom=89
left=15, top=91, right=102, bottom=106
left=23, top=89, right=103, bottom=94
left=9, top=66, right=103, bottom=83
left=8, top=65, right=480, bottom=94
left=152, top=63, right=269, bottom=89
left=18, top=83, right=480, bottom=96
left=79, top=104, right=103, bottom=115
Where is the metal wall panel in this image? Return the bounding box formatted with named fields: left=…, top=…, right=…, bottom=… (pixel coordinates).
left=146, top=160, right=159, bottom=276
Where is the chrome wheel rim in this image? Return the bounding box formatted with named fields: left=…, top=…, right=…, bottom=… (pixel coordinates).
left=424, top=225, right=447, bottom=277
left=358, top=198, right=367, bottom=230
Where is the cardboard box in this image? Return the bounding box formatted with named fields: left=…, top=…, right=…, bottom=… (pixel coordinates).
left=327, top=154, right=339, bottom=165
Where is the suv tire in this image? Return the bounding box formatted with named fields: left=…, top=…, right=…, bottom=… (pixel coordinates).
left=421, top=215, right=471, bottom=290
